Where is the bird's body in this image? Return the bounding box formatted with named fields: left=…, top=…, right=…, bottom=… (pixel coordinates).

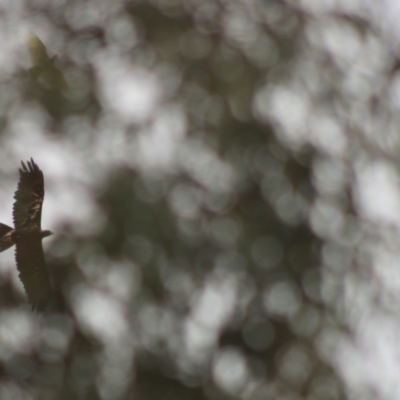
left=0, top=159, right=52, bottom=311
left=2, top=227, right=51, bottom=243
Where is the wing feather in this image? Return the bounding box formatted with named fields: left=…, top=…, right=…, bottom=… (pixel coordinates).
left=15, top=240, right=52, bottom=311
left=13, top=158, right=44, bottom=230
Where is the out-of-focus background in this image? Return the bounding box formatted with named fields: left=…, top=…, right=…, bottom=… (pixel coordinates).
left=0, top=0, right=399, bottom=399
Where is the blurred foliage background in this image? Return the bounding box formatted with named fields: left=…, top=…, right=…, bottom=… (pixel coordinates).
left=0, top=0, right=399, bottom=399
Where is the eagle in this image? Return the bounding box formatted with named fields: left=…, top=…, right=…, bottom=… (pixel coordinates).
left=0, top=158, right=53, bottom=311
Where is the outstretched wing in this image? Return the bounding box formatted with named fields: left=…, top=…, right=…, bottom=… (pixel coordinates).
left=13, top=158, right=44, bottom=230
left=15, top=240, right=52, bottom=311
left=28, top=35, right=50, bottom=66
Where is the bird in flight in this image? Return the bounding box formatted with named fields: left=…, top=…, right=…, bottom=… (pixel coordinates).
left=28, top=35, right=67, bottom=92
left=0, top=159, right=53, bottom=311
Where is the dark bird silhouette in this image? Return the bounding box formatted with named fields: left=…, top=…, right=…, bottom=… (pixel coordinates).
left=0, top=158, right=53, bottom=311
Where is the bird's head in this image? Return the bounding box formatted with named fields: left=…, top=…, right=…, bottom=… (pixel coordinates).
left=41, top=230, right=53, bottom=238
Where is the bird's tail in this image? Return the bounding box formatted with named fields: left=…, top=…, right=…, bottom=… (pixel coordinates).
left=0, top=223, right=14, bottom=252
